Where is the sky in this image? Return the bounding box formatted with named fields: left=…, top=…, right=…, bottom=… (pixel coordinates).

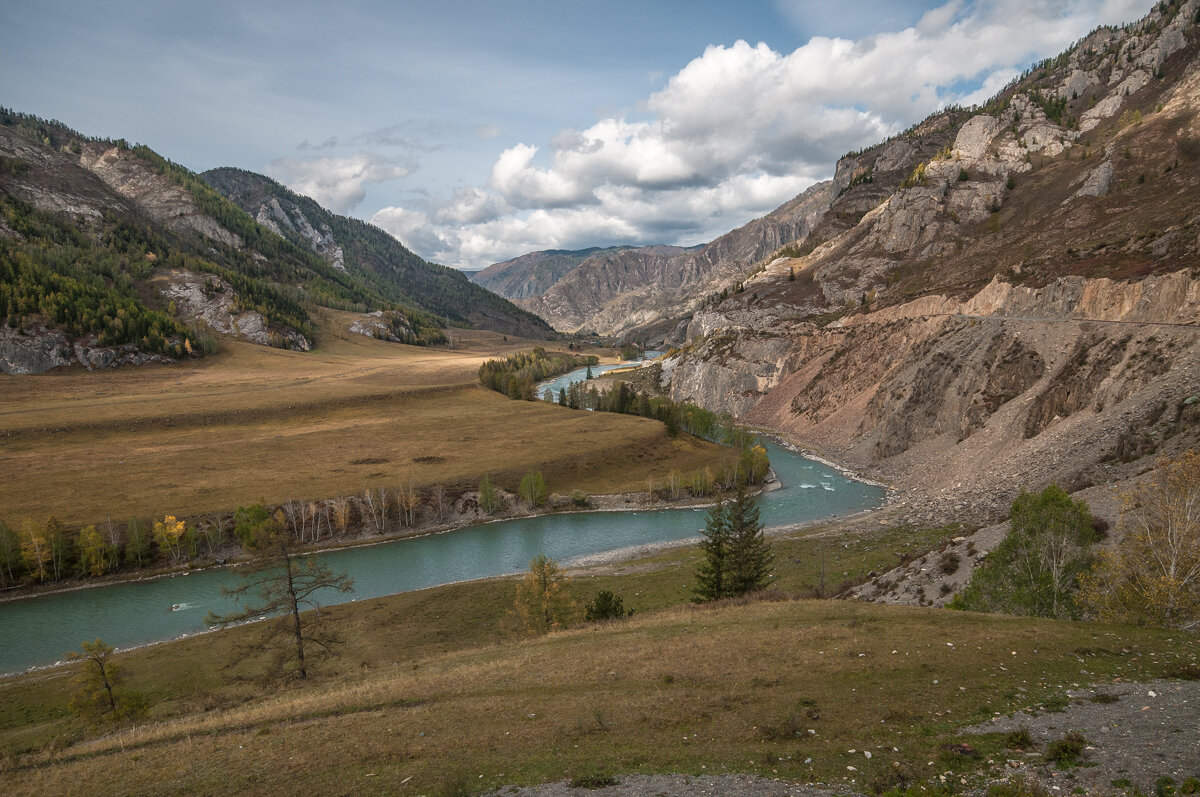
left=0, top=1, right=1153, bottom=269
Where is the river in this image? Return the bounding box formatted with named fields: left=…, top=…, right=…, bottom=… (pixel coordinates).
left=0, top=420, right=883, bottom=676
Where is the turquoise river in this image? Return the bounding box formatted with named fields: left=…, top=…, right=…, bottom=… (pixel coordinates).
left=0, top=366, right=884, bottom=675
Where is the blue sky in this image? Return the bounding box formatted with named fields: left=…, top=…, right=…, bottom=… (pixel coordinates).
left=1, top=1, right=1153, bottom=268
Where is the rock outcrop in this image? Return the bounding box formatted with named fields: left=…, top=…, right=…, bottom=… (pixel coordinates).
left=0, top=322, right=175, bottom=375
left=154, top=269, right=312, bottom=351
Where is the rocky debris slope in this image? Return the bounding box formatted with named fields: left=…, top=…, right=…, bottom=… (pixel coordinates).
left=669, top=271, right=1200, bottom=524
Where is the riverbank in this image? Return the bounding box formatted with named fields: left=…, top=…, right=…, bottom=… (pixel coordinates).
left=0, top=485, right=730, bottom=604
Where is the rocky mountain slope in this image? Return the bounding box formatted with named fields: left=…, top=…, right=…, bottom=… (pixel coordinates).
left=487, top=182, right=832, bottom=338
left=663, top=0, right=1200, bottom=529
left=470, top=246, right=630, bottom=301
left=202, top=168, right=552, bottom=338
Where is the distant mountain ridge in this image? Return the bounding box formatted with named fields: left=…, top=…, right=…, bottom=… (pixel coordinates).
left=473, top=187, right=832, bottom=339
left=471, top=246, right=633, bottom=301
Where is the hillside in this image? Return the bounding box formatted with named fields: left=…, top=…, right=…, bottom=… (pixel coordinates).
left=0, top=112, right=551, bottom=374
left=663, top=0, right=1200, bottom=546
left=202, top=168, right=553, bottom=338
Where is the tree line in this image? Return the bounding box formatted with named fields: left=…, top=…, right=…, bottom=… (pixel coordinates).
left=478, top=347, right=598, bottom=400
left=0, top=480, right=480, bottom=588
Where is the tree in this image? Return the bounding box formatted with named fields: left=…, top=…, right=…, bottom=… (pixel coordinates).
left=513, top=554, right=579, bottom=634
left=953, top=485, right=1097, bottom=619
left=478, top=474, right=501, bottom=515
left=153, top=515, right=187, bottom=562
left=234, top=504, right=281, bottom=550
left=519, top=469, right=548, bottom=508
left=430, top=483, right=449, bottom=521
left=77, top=524, right=109, bottom=576
left=205, top=535, right=354, bottom=681
left=20, top=520, right=50, bottom=582
left=124, top=518, right=151, bottom=567
left=693, top=500, right=731, bottom=602
left=1079, top=452, right=1200, bottom=630
left=0, top=520, right=21, bottom=586
left=585, top=590, right=633, bottom=622
left=725, top=485, right=774, bottom=596
left=694, top=488, right=773, bottom=601
left=67, top=638, right=144, bottom=723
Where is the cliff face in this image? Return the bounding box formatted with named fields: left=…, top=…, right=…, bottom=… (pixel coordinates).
left=665, top=0, right=1200, bottom=517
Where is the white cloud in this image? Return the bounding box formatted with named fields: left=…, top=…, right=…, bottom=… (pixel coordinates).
left=370, top=0, right=1154, bottom=268
left=268, top=152, right=414, bottom=213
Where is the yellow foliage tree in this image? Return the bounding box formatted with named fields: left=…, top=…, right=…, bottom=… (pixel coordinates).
left=513, top=554, right=579, bottom=635
left=20, top=521, right=50, bottom=582
left=1079, top=452, right=1200, bottom=630
left=153, top=515, right=187, bottom=562
left=77, top=524, right=108, bottom=577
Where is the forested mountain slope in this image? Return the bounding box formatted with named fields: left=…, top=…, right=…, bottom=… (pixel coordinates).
left=202, top=168, right=552, bottom=338
left=0, top=112, right=550, bottom=374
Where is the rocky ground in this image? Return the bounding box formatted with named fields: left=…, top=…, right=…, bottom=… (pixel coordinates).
left=485, top=678, right=1200, bottom=796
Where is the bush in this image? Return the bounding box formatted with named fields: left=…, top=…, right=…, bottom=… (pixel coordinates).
left=1006, top=724, right=1035, bottom=750
left=1044, top=730, right=1088, bottom=766
left=584, top=590, right=632, bottom=622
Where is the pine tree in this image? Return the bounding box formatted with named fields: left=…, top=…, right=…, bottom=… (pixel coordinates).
left=725, top=485, right=774, bottom=596
left=693, top=500, right=731, bottom=602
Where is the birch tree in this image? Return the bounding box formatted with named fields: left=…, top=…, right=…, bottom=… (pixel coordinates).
left=1080, top=452, right=1200, bottom=629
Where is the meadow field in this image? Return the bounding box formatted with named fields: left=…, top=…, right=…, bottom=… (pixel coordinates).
left=0, top=312, right=723, bottom=527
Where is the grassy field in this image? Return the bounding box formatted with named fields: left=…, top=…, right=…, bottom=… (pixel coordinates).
left=2, top=520, right=1196, bottom=795
left=0, top=313, right=724, bottom=526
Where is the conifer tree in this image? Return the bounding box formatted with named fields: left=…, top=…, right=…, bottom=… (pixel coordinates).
left=726, top=485, right=774, bottom=596
left=693, top=500, right=731, bottom=602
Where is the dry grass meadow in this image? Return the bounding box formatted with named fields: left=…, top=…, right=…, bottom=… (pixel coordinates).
left=0, top=311, right=723, bottom=526
left=1, top=517, right=1197, bottom=795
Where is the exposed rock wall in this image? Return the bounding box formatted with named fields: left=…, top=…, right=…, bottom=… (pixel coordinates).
left=155, top=269, right=312, bottom=351
left=669, top=273, right=1200, bottom=519
left=0, top=322, right=174, bottom=375
left=77, top=144, right=243, bottom=248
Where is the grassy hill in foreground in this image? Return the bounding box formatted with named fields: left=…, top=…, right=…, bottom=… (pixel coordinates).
left=2, top=519, right=1197, bottom=795
left=1, top=588, right=1195, bottom=793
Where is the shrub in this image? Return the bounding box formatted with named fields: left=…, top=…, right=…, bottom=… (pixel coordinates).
left=1006, top=724, right=1035, bottom=750
left=584, top=590, right=632, bottom=622
left=1045, top=730, right=1088, bottom=766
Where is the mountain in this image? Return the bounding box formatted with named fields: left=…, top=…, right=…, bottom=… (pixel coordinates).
left=662, top=0, right=1200, bottom=556
left=0, top=112, right=552, bottom=373
left=201, top=168, right=552, bottom=339
left=470, top=247, right=628, bottom=301
left=490, top=186, right=831, bottom=339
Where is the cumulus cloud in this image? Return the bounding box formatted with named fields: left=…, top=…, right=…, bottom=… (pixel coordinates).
left=372, top=0, right=1152, bottom=267
left=268, top=153, right=414, bottom=213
